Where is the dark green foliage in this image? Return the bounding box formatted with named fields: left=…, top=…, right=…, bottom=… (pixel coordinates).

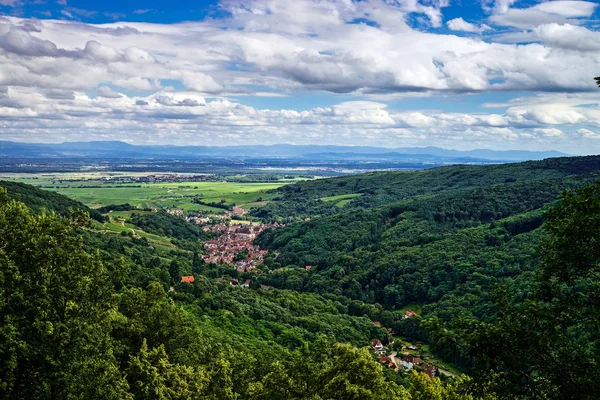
left=97, top=203, right=137, bottom=213
left=253, top=155, right=600, bottom=220
left=431, top=182, right=600, bottom=399
left=0, top=193, right=129, bottom=399
left=0, top=180, right=106, bottom=222
left=130, top=210, right=213, bottom=242
left=0, top=188, right=427, bottom=399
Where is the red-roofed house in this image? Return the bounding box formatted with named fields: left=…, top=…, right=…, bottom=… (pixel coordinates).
left=181, top=275, right=195, bottom=284
left=404, top=311, right=417, bottom=319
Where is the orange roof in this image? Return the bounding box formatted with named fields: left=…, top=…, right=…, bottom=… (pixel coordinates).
left=181, top=275, right=195, bottom=284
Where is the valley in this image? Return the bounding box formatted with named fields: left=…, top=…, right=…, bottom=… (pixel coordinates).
left=2, top=154, right=600, bottom=399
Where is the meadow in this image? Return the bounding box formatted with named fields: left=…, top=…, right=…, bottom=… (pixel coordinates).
left=0, top=172, right=287, bottom=212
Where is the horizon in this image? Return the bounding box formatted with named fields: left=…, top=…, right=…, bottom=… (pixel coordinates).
left=0, top=0, right=599, bottom=153
left=0, top=139, right=570, bottom=155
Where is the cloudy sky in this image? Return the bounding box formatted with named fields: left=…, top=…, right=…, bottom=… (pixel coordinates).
left=0, top=0, right=599, bottom=153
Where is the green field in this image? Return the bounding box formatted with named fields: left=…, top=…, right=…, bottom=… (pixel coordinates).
left=319, top=193, right=362, bottom=208
left=0, top=173, right=287, bottom=213
left=319, top=193, right=362, bottom=202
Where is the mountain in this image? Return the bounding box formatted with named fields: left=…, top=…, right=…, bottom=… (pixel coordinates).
left=0, top=140, right=567, bottom=162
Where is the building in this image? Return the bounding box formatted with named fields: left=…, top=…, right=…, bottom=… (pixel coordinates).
left=422, top=363, right=437, bottom=378
left=370, top=339, right=385, bottom=355
left=234, top=227, right=255, bottom=240
left=181, top=275, right=195, bottom=284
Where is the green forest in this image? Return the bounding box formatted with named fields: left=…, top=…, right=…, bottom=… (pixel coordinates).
left=2, top=155, right=600, bottom=399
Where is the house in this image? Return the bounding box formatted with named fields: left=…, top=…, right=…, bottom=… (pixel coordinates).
left=181, top=275, right=195, bottom=284
left=422, top=363, right=437, bottom=378
left=234, top=227, right=255, bottom=239
left=243, top=279, right=251, bottom=288
left=373, top=321, right=382, bottom=328
left=404, top=311, right=417, bottom=319
left=400, top=355, right=416, bottom=370
left=305, top=265, right=312, bottom=270
left=230, top=278, right=239, bottom=286
left=370, top=339, right=385, bottom=354
left=260, top=284, right=273, bottom=290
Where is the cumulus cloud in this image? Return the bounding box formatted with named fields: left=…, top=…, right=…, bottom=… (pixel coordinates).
left=578, top=128, right=600, bottom=139
left=534, top=23, right=600, bottom=51
left=96, top=86, right=122, bottom=98
left=446, top=18, right=490, bottom=33
left=0, top=0, right=597, bottom=152
left=490, top=1, right=598, bottom=29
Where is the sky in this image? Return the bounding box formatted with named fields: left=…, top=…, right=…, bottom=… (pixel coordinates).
left=0, top=0, right=599, bottom=153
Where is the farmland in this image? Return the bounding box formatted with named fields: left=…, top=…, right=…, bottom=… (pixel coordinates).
left=0, top=172, right=287, bottom=212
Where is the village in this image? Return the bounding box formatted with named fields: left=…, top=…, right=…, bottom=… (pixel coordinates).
left=200, top=221, right=284, bottom=272
left=369, top=312, right=451, bottom=379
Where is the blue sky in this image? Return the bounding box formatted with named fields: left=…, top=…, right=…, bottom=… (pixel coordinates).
left=0, top=0, right=599, bottom=153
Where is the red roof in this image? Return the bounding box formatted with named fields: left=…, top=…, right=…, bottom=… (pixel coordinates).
left=405, top=311, right=417, bottom=318
left=373, top=321, right=382, bottom=327
left=181, top=275, right=195, bottom=284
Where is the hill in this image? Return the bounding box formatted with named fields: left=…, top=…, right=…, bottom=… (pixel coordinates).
left=0, top=140, right=566, bottom=162
left=0, top=180, right=105, bottom=221
left=3, top=155, right=600, bottom=399
left=253, top=155, right=600, bottom=220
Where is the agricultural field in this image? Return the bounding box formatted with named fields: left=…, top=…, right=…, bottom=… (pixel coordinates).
left=319, top=193, right=362, bottom=208
left=0, top=172, right=287, bottom=213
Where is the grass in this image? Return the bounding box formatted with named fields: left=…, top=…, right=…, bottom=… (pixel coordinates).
left=0, top=173, right=287, bottom=213
left=397, top=303, right=422, bottom=314
left=319, top=193, right=362, bottom=202
left=94, top=214, right=178, bottom=251
left=335, top=199, right=352, bottom=208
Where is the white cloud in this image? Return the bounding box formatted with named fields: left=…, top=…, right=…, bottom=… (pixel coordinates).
left=446, top=18, right=491, bottom=33
left=96, top=86, right=122, bottom=98
left=114, top=77, right=159, bottom=91
left=533, top=127, right=563, bottom=137
left=534, top=23, right=600, bottom=51
left=490, top=1, right=598, bottom=29
left=0, top=0, right=597, bottom=151
left=578, top=128, right=600, bottom=139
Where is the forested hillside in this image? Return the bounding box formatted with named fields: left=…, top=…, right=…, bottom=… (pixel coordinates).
left=0, top=185, right=468, bottom=399
left=253, top=155, right=600, bottom=220
left=0, top=180, right=106, bottom=221
left=2, top=156, right=600, bottom=399
left=252, top=155, right=600, bottom=396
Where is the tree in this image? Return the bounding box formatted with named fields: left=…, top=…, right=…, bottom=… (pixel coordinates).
left=318, top=343, right=410, bottom=400
left=0, top=190, right=130, bottom=399
left=168, top=259, right=180, bottom=284
left=452, top=182, right=600, bottom=399
left=126, top=339, right=209, bottom=400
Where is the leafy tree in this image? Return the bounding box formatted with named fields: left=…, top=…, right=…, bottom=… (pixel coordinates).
left=0, top=189, right=129, bottom=399
left=126, top=339, right=209, bottom=400
left=445, top=182, right=600, bottom=399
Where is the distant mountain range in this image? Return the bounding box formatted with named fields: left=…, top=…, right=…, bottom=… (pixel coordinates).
left=0, top=140, right=567, bottom=162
